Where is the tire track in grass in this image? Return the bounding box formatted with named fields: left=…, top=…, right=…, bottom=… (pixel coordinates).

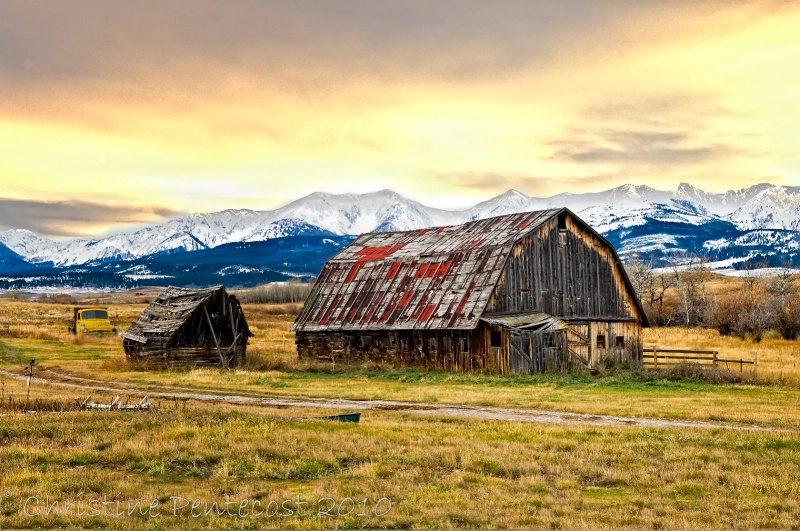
left=0, top=369, right=790, bottom=432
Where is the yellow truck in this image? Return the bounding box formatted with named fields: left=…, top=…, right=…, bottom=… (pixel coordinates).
left=68, top=307, right=117, bottom=336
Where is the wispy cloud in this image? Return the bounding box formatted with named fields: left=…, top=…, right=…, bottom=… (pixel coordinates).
left=0, top=199, right=181, bottom=237
left=549, top=129, right=732, bottom=166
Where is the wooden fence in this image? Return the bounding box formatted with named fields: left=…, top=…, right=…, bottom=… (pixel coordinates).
left=643, top=347, right=757, bottom=374
left=0, top=322, right=9, bottom=333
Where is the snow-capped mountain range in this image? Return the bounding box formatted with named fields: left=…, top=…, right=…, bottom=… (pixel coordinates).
left=1, top=183, right=799, bottom=288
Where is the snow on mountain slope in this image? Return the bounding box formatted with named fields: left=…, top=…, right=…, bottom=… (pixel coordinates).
left=671, top=182, right=774, bottom=216
left=1, top=183, right=798, bottom=269
left=726, top=186, right=800, bottom=230
left=0, top=229, right=66, bottom=263
left=261, top=189, right=462, bottom=234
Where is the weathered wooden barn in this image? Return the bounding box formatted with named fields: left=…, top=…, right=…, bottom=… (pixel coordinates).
left=292, top=209, right=649, bottom=374
left=122, top=286, right=252, bottom=369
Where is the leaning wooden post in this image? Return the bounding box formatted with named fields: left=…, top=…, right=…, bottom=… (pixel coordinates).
left=202, top=305, right=227, bottom=369
left=753, top=351, right=758, bottom=376
left=713, top=351, right=718, bottom=369
left=229, top=302, right=238, bottom=365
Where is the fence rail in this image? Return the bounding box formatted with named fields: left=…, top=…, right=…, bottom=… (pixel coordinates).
left=643, top=347, right=757, bottom=374
left=0, top=322, right=9, bottom=332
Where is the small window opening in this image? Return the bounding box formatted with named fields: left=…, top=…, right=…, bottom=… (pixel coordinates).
left=544, top=333, right=556, bottom=348
left=388, top=334, right=396, bottom=347
left=616, top=336, right=625, bottom=348
left=429, top=338, right=437, bottom=352
left=558, top=213, right=568, bottom=247
left=416, top=336, right=423, bottom=349
left=459, top=337, right=469, bottom=353
left=401, top=338, right=409, bottom=352
left=597, top=335, right=606, bottom=349
left=490, top=331, right=502, bottom=348
left=358, top=335, right=373, bottom=349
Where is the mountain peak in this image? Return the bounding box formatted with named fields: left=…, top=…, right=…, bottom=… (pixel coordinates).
left=2, top=182, right=796, bottom=272
left=673, top=182, right=698, bottom=197
left=501, top=189, right=529, bottom=199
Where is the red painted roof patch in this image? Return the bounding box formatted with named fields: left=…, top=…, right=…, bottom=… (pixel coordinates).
left=420, top=304, right=437, bottom=322
left=398, top=290, right=414, bottom=308
left=386, top=262, right=401, bottom=280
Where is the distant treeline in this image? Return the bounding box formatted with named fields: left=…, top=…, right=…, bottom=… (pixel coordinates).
left=237, top=281, right=314, bottom=304
left=626, top=257, right=800, bottom=341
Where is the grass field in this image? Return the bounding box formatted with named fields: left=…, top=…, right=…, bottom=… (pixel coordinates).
left=1, top=298, right=800, bottom=529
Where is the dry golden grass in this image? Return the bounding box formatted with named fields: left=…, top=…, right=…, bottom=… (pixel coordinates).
left=645, top=327, right=800, bottom=380
left=1, top=375, right=799, bottom=530
left=2, top=298, right=800, bottom=529
left=2, top=299, right=800, bottom=430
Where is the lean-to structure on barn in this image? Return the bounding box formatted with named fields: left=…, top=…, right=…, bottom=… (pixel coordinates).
left=122, top=285, right=252, bottom=369
left=292, top=209, right=648, bottom=374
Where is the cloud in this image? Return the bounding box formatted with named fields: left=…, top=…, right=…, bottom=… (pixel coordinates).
left=435, top=171, right=556, bottom=196
left=546, top=91, right=745, bottom=170
left=549, top=130, right=731, bottom=165
left=0, top=199, right=181, bottom=237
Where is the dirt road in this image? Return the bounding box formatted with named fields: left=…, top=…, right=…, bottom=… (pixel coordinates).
left=0, top=368, right=786, bottom=432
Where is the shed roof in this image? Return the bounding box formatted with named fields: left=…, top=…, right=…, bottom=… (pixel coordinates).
left=121, top=285, right=248, bottom=344
left=480, top=312, right=568, bottom=332
left=292, top=210, right=562, bottom=332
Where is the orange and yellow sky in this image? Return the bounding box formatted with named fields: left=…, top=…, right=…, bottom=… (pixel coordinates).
left=1, top=0, right=799, bottom=237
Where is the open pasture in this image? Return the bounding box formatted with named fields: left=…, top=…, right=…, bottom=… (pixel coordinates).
left=1, top=297, right=800, bottom=529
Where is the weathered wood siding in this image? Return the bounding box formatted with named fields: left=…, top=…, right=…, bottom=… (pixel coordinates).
left=297, top=323, right=572, bottom=374
left=297, top=327, right=496, bottom=371
left=124, top=343, right=246, bottom=369
left=565, top=320, right=642, bottom=368
left=485, top=212, right=643, bottom=367
left=486, top=212, right=642, bottom=321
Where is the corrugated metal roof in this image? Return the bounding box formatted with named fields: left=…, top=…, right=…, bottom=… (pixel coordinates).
left=292, top=210, right=562, bottom=332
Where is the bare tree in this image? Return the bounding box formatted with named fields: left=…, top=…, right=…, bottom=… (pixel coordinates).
left=671, top=256, right=710, bottom=327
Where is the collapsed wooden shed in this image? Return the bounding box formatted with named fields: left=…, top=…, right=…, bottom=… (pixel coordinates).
left=292, top=209, right=649, bottom=374
left=122, top=285, right=252, bottom=369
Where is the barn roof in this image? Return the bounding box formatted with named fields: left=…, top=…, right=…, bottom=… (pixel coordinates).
left=292, top=210, right=564, bottom=332
left=122, top=285, right=249, bottom=344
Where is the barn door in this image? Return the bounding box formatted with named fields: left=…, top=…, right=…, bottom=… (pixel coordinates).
left=509, top=333, right=532, bottom=374
left=566, top=323, right=591, bottom=369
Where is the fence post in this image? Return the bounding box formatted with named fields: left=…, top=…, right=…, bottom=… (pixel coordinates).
left=753, top=351, right=758, bottom=376
left=713, top=351, right=718, bottom=369
left=653, top=346, right=658, bottom=369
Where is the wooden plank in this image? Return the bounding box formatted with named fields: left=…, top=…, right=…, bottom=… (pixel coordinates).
left=643, top=354, right=718, bottom=361
left=643, top=348, right=719, bottom=355
left=202, top=304, right=227, bottom=369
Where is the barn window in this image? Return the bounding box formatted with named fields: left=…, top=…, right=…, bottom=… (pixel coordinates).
left=459, top=337, right=469, bottom=353
left=616, top=336, right=624, bottom=348
left=429, top=338, right=437, bottom=352
left=597, top=335, right=606, bottom=349
left=388, top=333, right=396, bottom=347
left=490, top=331, right=502, bottom=348
left=544, top=333, right=556, bottom=348
left=400, top=338, right=409, bottom=352
left=416, top=336, right=423, bottom=349
left=359, top=335, right=373, bottom=349
left=558, top=213, right=567, bottom=248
